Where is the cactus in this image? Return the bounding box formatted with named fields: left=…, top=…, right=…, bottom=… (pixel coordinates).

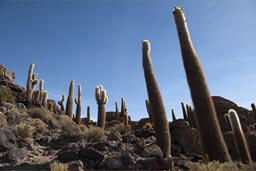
left=228, top=109, right=252, bottom=165
left=251, top=103, right=256, bottom=122
left=87, top=105, right=91, bottom=123
left=66, top=80, right=75, bottom=118
left=39, top=79, right=44, bottom=104
left=145, top=99, right=154, bottom=122
left=95, top=85, right=108, bottom=129
left=42, top=91, right=48, bottom=108
left=75, top=84, right=82, bottom=124
left=115, top=101, right=120, bottom=119
left=47, top=101, right=54, bottom=112
left=142, top=40, right=171, bottom=158
left=58, top=95, right=65, bottom=111
left=171, top=109, right=176, bottom=121
left=181, top=102, right=188, bottom=121
left=121, top=97, right=126, bottom=116
left=124, top=109, right=129, bottom=126
left=34, top=89, right=41, bottom=102
left=173, top=7, right=231, bottom=162
left=26, top=63, right=38, bottom=100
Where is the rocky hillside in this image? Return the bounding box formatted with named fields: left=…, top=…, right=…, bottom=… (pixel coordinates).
left=0, top=67, right=256, bottom=170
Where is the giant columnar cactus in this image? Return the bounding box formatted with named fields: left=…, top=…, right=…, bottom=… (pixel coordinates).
left=181, top=102, right=188, bottom=121
left=228, top=109, right=252, bottom=165
left=87, top=105, right=91, bottom=123
left=42, top=91, right=48, bottom=108
left=251, top=103, right=256, bottom=122
left=95, top=85, right=108, bottom=129
left=115, top=101, right=120, bottom=119
left=75, top=84, right=82, bottom=124
left=39, top=79, right=44, bottom=104
left=34, top=89, right=41, bottom=102
left=145, top=100, right=154, bottom=122
left=121, top=97, right=127, bottom=116
left=171, top=109, right=176, bottom=121
left=26, top=63, right=38, bottom=100
left=173, top=7, right=231, bottom=162
left=124, top=109, right=129, bottom=126
left=66, top=80, right=75, bottom=118
left=142, top=40, right=171, bottom=158
left=58, top=95, right=65, bottom=111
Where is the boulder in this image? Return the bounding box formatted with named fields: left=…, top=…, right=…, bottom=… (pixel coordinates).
left=78, top=148, right=104, bottom=161
left=6, top=148, right=27, bottom=162
left=141, top=144, right=163, bottom=158
left=58, top=150, right=78, bottom=162
left=0, top=128, right=16, bottom=150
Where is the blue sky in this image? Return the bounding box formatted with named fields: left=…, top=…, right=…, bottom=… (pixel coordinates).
left=0, top=0, right=255, bottom=121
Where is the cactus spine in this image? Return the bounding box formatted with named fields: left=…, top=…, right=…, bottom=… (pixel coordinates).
left=251, top=103, right=256, bottom=122
left=171, top=109, right=176, bottom=121
left=58, top=95, right=65, bottom=111
left=75, top=84, right=82, bottom=124
left=26, top=63, right=38, bottom=100
left=42, top=91, right=48, bottom=108
left=66, top=80, right=75, bottom=118
left=142, top=40, right=171, bottom=158
left=145, top=100, right=154, bottom=122
left=228, top=109, right=252, bottom=165
left=95, top=85, right=108, bottom=129
left=173, top=7, right=231, bottom=162
left=115, top=101, right=120, bottom=119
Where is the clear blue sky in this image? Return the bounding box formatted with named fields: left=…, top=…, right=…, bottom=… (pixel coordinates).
left=0, top=0, right=255, bottom=121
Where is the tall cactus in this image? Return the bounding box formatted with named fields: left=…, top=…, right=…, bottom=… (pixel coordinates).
left=42, top=91, right=48, bottom=108
left=66, top=80, right=75, bottom=118
left=39, top=79, right=44, bottom=104
left=251, top=103, right=256, bottom=122
left=171, top=109, right=176, bottom=121
left=181, top=102, right=188, bottom=121
left=75, top=84, right=82, bottom=124
left=124, top=109, right=129, bottom=126
left=34, top=89, right=41, bottom=102
left=95, top=85, right=108, bottom=129
left=142, top=40, right=171, bottom=158
left=26, top=63, right=38, bottom=100
left=173, top=7, right=231, bottom=162
left=115, top=101, right=120, bottom=119
left=228, top=109, right=252, bottom=165
left=58, top=94, right=65, bottom=111
left=121, top=97, right=126, bottom=116
left=87, top=105, right=91, bottom=123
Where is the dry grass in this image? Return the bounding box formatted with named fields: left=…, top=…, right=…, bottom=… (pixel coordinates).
left=13, top=122, right=34, bottom=139
left=118, top=123, right=131, bottom=134
left=143, top=122, right=153, bottom=131
left=188, top=161, right=238, bottom=171
left=31, top=118, right=47, bottom=134
left=0, top=87, right=15, bottom=104
left=6, top=108, right=28, bottom=125
left=82, top=126, right=107, bottom=143
left=50, top=162, right=68, bottom=171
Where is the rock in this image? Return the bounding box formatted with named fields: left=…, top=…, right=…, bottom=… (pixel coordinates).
left=6, top=148, right=27, bottom=162
left=35, top=136, right=52, bottom=146
left=108, top=131, right=122, bottom=141
left=123, top=133, right=137, bottom=143
left=78, top=148, right=104, bottom=161
left=170, top=119, right=204, bottom=156
left=67, top=160, right=84, bottom=171
left=0, top=112, right=7, bottom=127
left=99, top=156, right=123, bottom=169
left=0, top=128, right=16, bottom=150
left=58, top=150, right=78, bottom=162
left=93, top=142, right=108, bottom=151
left=142, top=144, right=163, bottom=157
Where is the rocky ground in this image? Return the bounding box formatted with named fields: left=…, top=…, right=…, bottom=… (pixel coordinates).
left=0, top=81, right=256, bottom=170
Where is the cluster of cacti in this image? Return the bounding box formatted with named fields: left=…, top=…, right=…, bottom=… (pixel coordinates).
left=173, top=7, right=231, bottom=162
left=58, top=95, right=65, bottom=111
left=26, top=63, right=38, bottom=100
left=142, top=40, right=171, bottom=158
left=95, top=85, right=108, bottom=129
left=66, top=80, right=75, bottom=118
left=75, top=84, right=82, bottom=124
left=225, top=109, right=252, bottom=165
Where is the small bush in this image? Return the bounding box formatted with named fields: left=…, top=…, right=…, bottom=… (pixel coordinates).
left=13, top=122, right=34, bottom=139
left=50, top=162, right=68, bottom=171
left=82, top=126, right=107, bottom=143
left=6, top=108, right=28, bottom=125
left=27, top=107, right=52, bottom=123
left=188, top=161, right=238, bottom=171
left=31, top=118, right=47, bottom=134
left=143, top=122, right=153, bottom=131
left=118, top=123, right=131, bottom=134
left=0, top=87, right=15, bottom=104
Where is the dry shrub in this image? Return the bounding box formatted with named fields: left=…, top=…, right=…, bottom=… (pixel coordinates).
left=118, top=123, right=131, bottom=134
left=13, top=122, right=34, bottom=139
left=6, top=108, right=28, bottom=125
left=188, top=161, right=238, bottom=171
left=82, top=126, right=107, bottom=143
left=0, top=112, right=7, bottom=127
left=31, top=118, right=47, bottom=134
left=50, top=162, right=68, bottom=171
left=0, top=87, right=15, bottom=104
left=27, top=107, right=52, bottom=123
left=143, top=122, right=153, bottom=131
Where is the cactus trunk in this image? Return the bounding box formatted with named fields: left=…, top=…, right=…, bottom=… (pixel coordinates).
left=95, top=85, right=108, bottom=129
left=171, top=109, right=176, bottom=121
left=66, top=80, right=75, bottom=118
left=26, top=63, right=38, bottom=100
left=115, top=101, right=119, bottom=119
left=87, top=105, right=90, bottom=123
left=75, top=84, right=82, bottom=125
left=142, top=40, right=171, bottom=158
left=173, top=7, right=231, bottom=162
